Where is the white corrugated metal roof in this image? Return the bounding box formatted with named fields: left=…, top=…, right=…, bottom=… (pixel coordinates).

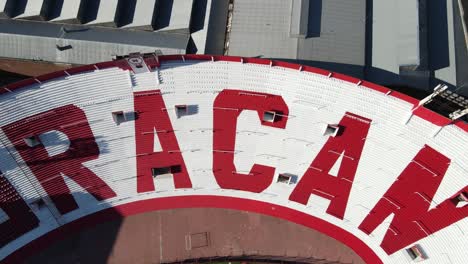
left=0, top=0, right=8, bottom=17
left=51, top=0, right=81, bottom=21
left=87, top=0, right=118, bottom=25
left=0, top=0, right=7, bottom=12
left=16, top=0, right=45, bottom=18
left=122, top=0, right=157, bottom=29
left=157, top=0, right=193, bottom=32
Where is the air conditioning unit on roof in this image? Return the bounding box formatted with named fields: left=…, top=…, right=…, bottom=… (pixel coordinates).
left=24, top=135, right=41, bottom=147
left=323, top=124, right=341, bottom=137
left=263, top=111, right=277, bottom=123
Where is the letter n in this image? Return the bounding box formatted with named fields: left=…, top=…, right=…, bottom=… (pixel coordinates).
left=289, top=112, right=371, bottom=219
left=358, top=145, right=467, bottom=254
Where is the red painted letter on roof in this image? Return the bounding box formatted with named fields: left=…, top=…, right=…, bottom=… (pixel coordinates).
left=213, top=89, right=289, bottom=193
left=0, top=172, right=39, bottom=248
left=2, top=105, right=116, bottom=215
left=289, top=112, right=371, bottom=219
left=134, top=91, right=192, bottom=193
left=358, top=145, right=467, bottom=254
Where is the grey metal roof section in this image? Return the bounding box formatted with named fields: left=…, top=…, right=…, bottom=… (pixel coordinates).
left=0, top=19, right=188, bottom=64
left=0, top=19, right=188, bottom=48
left=227, top=0, right=366, bottom=66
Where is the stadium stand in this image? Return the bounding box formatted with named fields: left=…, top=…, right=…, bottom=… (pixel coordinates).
left=0, top=54, right=466, bottom=264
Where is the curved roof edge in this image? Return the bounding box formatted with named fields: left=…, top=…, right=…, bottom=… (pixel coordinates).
left=1, top=54, right=466, bottom=133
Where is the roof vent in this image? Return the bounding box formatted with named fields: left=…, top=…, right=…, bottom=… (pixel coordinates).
left=263, top=111, right=278, bottom=123
left=24, top=135, right=41, bottom=147
left=112, top=111, right=126, bottom=125
left=323, top=124, right=341, bottom=137
left=455, top=192, right=468, bottom=208
left=152, top=165, right=182, bottom=177
left=56, top=44, right=73, bottom=51
left=175, top=105, right=188, bottom=118
left=405, top=244, right=427, bottom=262
left=277, top=173, right=297, bottom=184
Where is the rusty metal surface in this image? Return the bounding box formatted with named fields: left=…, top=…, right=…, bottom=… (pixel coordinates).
left=0, top=58, right=73, bottom=77
left=25, top=208, right=365, bottom=264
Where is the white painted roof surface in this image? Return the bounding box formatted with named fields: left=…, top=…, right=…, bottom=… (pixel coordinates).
left=0, top=58, right=466, bottom=263
left=50, top=0, right=81, bottom=21
left=122, top=0, right=157, bottom=28
left=87, top=0, right=118, bottom=25
left=16, top=0, right=45, bottom=18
